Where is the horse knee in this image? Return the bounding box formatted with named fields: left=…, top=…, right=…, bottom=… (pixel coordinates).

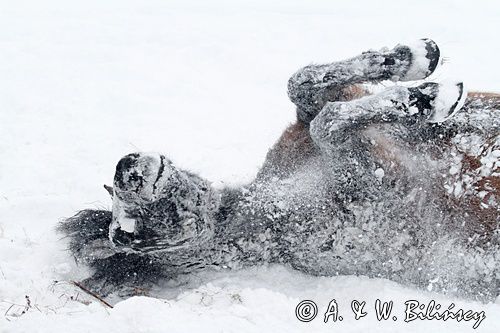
left=309, top=102, right=349, bottom=151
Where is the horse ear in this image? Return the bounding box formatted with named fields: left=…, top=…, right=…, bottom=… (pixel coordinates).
left=103, top=184, right=113, bottom=196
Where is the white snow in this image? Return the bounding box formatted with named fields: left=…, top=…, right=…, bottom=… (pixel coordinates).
left=429, top=81, right=467, bottom=123
left=400, top=39, right=433, bottom=81
left=1, top=0, right=500, bottom=332
left=374, top=168, right=385, bottom=180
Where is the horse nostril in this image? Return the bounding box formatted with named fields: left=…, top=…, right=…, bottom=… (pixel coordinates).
left=111, top=227, right=135, bottom=246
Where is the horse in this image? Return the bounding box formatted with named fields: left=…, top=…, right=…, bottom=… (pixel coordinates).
left=60, top=39, right=499, bottom=300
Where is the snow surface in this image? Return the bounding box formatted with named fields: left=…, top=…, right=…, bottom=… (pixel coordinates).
left=1, top=0, right=499, bottom=332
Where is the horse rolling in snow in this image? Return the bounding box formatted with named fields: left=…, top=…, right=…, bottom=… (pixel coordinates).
left=60, top=39, right=500, bottom=300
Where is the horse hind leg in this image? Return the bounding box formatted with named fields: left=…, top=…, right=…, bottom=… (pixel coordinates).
left=288, top=39, right=441, bottom=123
left=258, top=39, right=442, bottom=180
left=310, top=82, right=466, bottom=153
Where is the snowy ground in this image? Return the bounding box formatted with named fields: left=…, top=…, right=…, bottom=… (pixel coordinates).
left=1, top=0, right=499, bottom=332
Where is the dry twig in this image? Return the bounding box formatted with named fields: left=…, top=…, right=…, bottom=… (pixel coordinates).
left=71, top=281, right=113, bottom=309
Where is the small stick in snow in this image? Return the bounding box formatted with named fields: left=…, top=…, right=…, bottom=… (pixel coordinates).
left=71, top=281, right=114, bottom=309
left=4, top=304, right=14, bottom=318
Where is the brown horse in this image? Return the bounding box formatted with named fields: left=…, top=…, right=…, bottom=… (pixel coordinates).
left=263, top=89, right=499, bottom=237
left=61, top=39, right=500, bottom=300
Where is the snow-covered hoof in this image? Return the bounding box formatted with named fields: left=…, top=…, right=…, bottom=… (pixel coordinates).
left=408, top=81, right=467, bottom=123
left=394, top=38, right=441, bottom=81
left=110, top=153, right=220, bottom=253
left=427, top=82, right=467, bottom=123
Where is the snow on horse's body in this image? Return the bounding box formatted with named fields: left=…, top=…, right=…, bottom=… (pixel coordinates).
left=266, top=91, right=499, bottom=232
left=237, top=91, right=499, bottom=299
left=60, top=40, right=500, bottom=300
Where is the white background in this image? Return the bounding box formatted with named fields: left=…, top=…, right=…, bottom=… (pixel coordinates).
left=1, top=0, right=499, bottom=332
